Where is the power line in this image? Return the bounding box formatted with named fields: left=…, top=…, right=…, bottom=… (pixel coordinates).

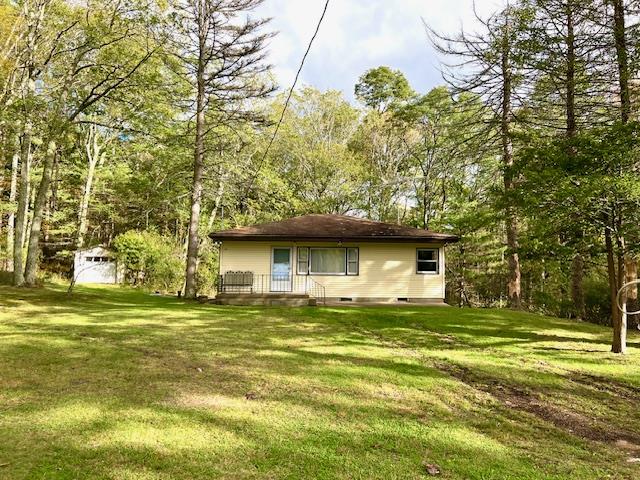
left=243, top=0, right=330, bottom=197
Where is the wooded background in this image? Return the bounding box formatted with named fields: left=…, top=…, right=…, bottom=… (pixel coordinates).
left=1, top=0, right=639, bottom=352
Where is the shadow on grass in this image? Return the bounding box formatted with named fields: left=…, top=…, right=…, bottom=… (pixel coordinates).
left=1, top=284, right=639, bottom=479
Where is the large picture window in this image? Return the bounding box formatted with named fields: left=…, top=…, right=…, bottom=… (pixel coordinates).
left=416, top=248, right=439, bottom=274
left=297, top=247, right=359, bottom=275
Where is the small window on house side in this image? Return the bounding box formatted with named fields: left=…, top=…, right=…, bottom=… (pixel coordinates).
left=347, top=248, right=358, bottom=275
left=297, top=247, right=309, bottom=275
left=85, top=256, right=94, bottom=262
left=417, top=248, right=438, bottom=274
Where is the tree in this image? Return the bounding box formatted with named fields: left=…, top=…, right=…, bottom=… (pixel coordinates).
left=522, top=0, right=609, bottom=319
left=350, top=109, right=413, bottom=222
left=75, top=122, right=111, bottom=249
left=606, top=0, right=638, bottom=352
left=2, top=0, right=159, bottom=285
left=430, top=4, right=533, bottom=308
left=355, top=66, right=414, bottom=112
left=519, top=123, right=640, bottom=353
left=401, top=88, right=487, bottom=231
left=169, top=0, right=273, bottom=299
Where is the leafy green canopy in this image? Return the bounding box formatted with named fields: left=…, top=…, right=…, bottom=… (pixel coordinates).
left=355, top=66, right=415, bottom=112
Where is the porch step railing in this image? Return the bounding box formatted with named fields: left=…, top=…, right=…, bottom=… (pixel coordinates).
left=306, top=277, right=326, bottom=305
left=217, top=272, right=325, bottom=304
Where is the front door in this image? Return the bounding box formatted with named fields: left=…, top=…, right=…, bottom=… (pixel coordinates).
left=271, top=247, right=292, bottom=292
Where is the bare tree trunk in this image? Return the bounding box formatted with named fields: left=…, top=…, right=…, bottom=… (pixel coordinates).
left=24, top=140, right=56, bottom=286
left=606, top=227, right=625, bottom=354
left=616, top=239, right=627, bottom=345
left=13, top=0, right=47, bottom=285
left=458, top=242, right=471, bottom=307
left=6, top=147, right=18, bottom=272
left=613, top=0, right=630, bottom=124
left=24, top=179, right=35, bottom=247
left=625, top=257, right=638, bottom=328
left=76, top=124, right=104, bottom=249
left=184, top=4, right=207, bottom=299
left=422, top=176, right=429, bottom=230
left=613, top=0, right=635, bottom=327
left=610, top=0, right=631, bottom=349
left=564, top=1, right=586, bottom=319
left=206, top=174, right=227, bottom=232
left=76, top=163, right=97, bottom=249
left=0, top=132, right=5, bottom=208
left=500, top=15, right=521, bottom=309
left=565, top=1, right=576, bottom=138
left=0, top=134, right=5, bottom=269
left=13, top=123, right=31, bottom=286
left=571, top=254, right=585, bottom=318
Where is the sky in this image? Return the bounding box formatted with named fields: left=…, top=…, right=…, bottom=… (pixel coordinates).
left=256, top=0, right=503, bottom=103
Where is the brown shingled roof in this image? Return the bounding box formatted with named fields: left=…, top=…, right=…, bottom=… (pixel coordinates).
left=210, top=214, right=459, bottom=243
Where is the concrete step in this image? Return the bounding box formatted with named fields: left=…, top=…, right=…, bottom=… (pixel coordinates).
left=213, top=293, right=314, bottom=306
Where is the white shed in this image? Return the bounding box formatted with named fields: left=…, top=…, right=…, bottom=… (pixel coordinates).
left=73, top=246, right=121, bottom=284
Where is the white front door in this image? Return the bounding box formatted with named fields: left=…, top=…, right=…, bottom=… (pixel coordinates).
left=271, top=247, right=292, bottom=292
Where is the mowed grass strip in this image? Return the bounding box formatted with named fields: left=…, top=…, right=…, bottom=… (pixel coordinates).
left=0, top=284, right=639, bottom=479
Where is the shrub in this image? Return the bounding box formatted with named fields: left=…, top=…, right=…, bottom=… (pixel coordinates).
left=195, top=239, right=219, bottom=295
left=584, top=276, right=612, bottom=326
left=113, top=230, right=183, bottom=292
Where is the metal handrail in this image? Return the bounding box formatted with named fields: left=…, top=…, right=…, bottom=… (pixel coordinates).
left=217, top=272, right=325, bottom=304
left=306, top=276, right=326, bottom=304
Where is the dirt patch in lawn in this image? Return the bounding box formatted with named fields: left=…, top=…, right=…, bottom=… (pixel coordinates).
left=434, top=361, right=640, bottom=451
left=568, top=371, right=640, bottom=401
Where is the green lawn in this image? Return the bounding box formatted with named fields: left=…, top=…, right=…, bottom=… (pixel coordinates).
left=1, top=285, right=639, bottom=479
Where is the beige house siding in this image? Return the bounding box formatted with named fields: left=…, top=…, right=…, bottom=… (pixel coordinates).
left=219, top=241, right=446, bottom=300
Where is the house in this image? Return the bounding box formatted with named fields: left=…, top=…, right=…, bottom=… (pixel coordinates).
left=73, top=246, right=121, bottom=284
left=210, top=214, right=458, bottom=305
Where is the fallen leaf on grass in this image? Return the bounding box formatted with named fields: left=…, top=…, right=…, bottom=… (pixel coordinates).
left=424, top=463, right=441, bottom=475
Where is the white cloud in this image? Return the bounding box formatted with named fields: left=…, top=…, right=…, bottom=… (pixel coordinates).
left=256, top=0, right=505, bottom=101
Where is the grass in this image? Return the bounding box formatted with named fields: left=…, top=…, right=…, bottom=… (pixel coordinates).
left=1, top=284, right=639, bottom=479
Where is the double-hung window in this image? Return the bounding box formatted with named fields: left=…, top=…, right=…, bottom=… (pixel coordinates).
left=297, top=247, right=358, bottom=275
left=297, top=247, right=309, bottom=275
left=346, top=248, right=358, bottom=275
left=416, top=248, right=439, bottom=274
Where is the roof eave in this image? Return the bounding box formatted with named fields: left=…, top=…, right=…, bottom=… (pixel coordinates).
left=209, top=234, right=459, bottom=243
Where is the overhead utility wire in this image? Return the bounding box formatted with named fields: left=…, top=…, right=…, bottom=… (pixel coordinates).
left=243, top=0, right=330, bottom=197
